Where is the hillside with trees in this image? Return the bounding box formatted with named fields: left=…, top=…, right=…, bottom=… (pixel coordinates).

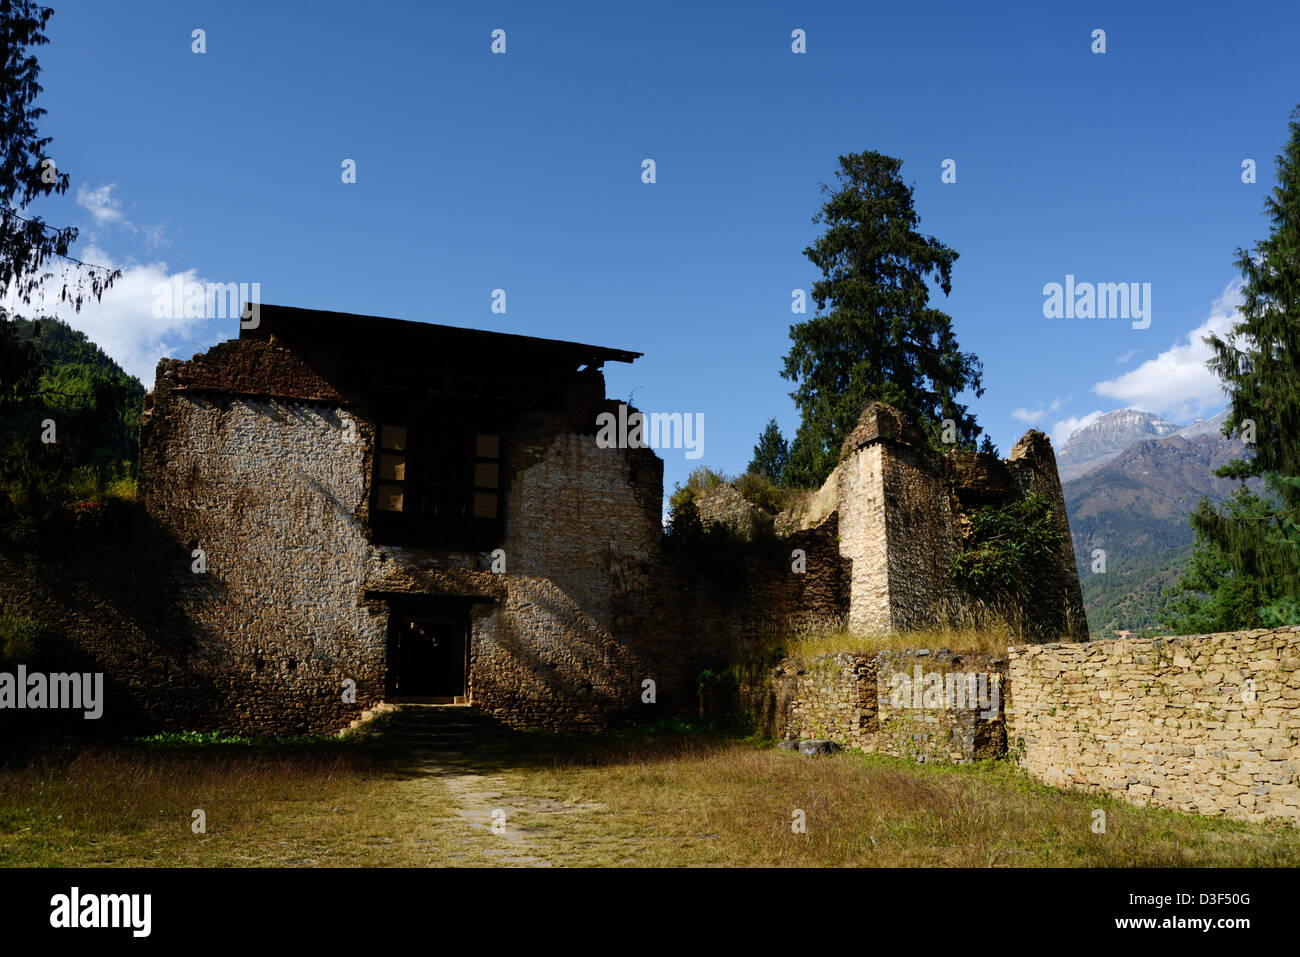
left=0, top=314, right=144, bottom=543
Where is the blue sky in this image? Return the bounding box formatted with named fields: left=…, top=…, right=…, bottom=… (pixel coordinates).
left=15, top=0, right=1300, bottom=500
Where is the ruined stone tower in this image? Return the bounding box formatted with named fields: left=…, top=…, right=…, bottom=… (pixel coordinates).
left=734, top=402, right=1088, bottom=641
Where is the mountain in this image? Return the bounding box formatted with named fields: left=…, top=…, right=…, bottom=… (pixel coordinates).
left=1062, top=431, right=1254, bottom=636
left=1172, top=407, right=1231, bottom=440
left=1055, top=409, right=1180, bottom=481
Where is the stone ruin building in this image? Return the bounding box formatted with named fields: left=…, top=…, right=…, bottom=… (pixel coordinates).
left=131, top=304, right=1086, bottom=734
left=703, top=402, right=1089, bottom=639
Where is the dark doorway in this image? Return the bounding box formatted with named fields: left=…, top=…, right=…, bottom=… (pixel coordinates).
left=388, top=613, right=468, bottom=702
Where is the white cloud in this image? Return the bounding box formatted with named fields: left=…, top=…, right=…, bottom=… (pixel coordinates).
left=3, top=245, right=222, bottom=384
left=1049, top=410, right=1105, bottom=447
left=1115, top=349, right=1139, bottom=364
left=141, top=223, right=168, bottom=251
left=1092, top=279, right=1242, bottom=422
left=76, top=183, right=128, bottom=227
left=1012, top=396, right=1066, bottom=425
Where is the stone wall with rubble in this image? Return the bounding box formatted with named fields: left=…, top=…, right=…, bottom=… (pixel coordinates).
left=658, top=512, right=852, bottom=702
left=745, top=648, right=1007, bottom=764
left=744, top=630, right=1299, bottom=822
left=874, top=649, right=1008, bottom=762
left=1007, top=627, right=1300, bottom=823
left=775, top=404, right=1086, bottom=642
left=761, top=653, right=879, bottom=750
left=692, top=483, right=774, bottom=541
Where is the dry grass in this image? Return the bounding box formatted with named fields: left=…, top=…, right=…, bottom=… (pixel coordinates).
left=3, top=726, right=1297, bottom=868
left=487, top=732, right=1300, bottom=867
left=0, top=738, right=499, bottom=867
left=777, top=621, right=1019, bottom=659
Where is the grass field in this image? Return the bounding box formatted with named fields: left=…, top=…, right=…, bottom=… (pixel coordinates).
left=2, top=715, right=1297, bottom=868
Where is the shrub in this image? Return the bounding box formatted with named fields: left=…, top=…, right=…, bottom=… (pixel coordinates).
left=949, top=492, right=1065, bottom=600
left=667, top=466, right=727, bottom=514
left=734, top=471, right=788, bottom=515
left=0, top=611, right=55, bottom=664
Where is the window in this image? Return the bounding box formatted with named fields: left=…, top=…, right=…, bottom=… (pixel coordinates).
left=473, top=433, right=500, bottom=519
left=377, top=424, right=407, bottom=512
left=371, top=419, right=503, bottom=545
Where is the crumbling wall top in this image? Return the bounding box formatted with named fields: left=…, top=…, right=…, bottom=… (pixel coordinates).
left=839, top=402, right=915, bottom=456
left=1009, top=429, right=1057, bottom=468
left=153, top=336, right=346, bottom=404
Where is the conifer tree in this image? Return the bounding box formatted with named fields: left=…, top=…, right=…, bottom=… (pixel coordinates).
left=781, top=151, right=986, bottom=487
left=747, top=418, right=789, bottom=484
left=1165, top=106, right=1300, bottom=629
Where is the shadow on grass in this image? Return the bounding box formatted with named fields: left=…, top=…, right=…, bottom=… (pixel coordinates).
left=362, top=709, right=754, bottom=783
left=0, top=711, right=757, bottom=784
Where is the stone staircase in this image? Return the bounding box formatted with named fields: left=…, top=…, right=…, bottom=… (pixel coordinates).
left=379, top=703, right=514, bottom=752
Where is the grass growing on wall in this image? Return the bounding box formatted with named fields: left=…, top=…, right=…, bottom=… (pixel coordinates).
left=768, top=621, right=1018, bottom=660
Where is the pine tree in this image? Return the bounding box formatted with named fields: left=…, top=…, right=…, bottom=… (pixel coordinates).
left=747, top=418, right=789, bottom=484
left=781, top=151, right=985, bottom=488
left=1164, top=106, right=1300, bottom=629
left=1163, top=489, right=1270, bottom=633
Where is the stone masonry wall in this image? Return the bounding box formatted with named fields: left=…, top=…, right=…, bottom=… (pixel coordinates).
left=751, top=630, right=1299, bottom=823
left=767, top=653, right=878, bottom=751
left=693, top=484, right=773, bottom=541
left=836, top=443, right=891, bottom=633
left=755, top=648, right=1006, bottom=764
left=657, top=514, right=851, bottom=704
left=0, top=512, right=215, bottom=735
left=474, top=417, right=663, bottom=730
left=877, top=446, right=964, bottom=633
left=139, top=338, right=673, bottom=734
left=139, top=379, right=387, bottom=734
left=873, top=649, right=1008, bottom=763
left=1008, top=627, right=1300, bottom=823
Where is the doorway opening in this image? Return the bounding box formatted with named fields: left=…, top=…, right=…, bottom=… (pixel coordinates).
left=386, top=602, right=471, bottom=704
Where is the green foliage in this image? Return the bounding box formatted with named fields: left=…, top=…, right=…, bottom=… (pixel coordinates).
left=1, top=2, right=119, bottom=308
left=664, top=493, right=705, bottom=547
left=1171, top=105, right=1300, bottom=629
left=0, top=609, right=55, bottom=664
left=747, top=418, right=789, bottom=484
left=665, top=466, right=723, bottom=551
left=781, top=151, right=986, bottom=487
left=0, top=315, right=144, bottom=541
left=1082, top=543, right=1193, bottom=637
left=666, top=465, right=726, bottom=515
left=733, top=471, right=788, bottom=515
left=1163, top=489, right=1273, bottom=633
left=950, top=493, right=1065, bottom=600
left=127, top=730, right=347, bottom=749
left=0, top=8, right=135, bottom=541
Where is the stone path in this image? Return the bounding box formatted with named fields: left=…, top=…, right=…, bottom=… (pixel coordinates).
left=381, top=704, right=606, bottom=867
